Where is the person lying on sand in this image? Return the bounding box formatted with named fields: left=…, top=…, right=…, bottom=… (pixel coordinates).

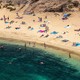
left=28, top=26, right=34, bottom=30
left=0, top=18, right=3, bottom=20
left=21, top=21, right=26, bottom=25
left=6, top=26, right=11, bottom=29
left=44, top=34, right=49, bottom=38
left=62, top=39, right=69, bottom=42
left=28, top=26, right=31, bottom=29
left=15, top=27, right=20, bottom=29
left=40, top=34, right=44, bottom=37
left=56, top=35, right=63, bottom=38
left=74, top=29, right=80, bottom=31
left=10, top=20, right=14, bottom=24
left=37, top=30, right=45, bottom=33
left=64, top=25, right=71, bottom=28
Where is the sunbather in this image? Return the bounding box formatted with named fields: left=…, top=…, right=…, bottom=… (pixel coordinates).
left=28, top=26, right=31, bottom=29
left=74, top=29, right=80, bottom=31
left=15, top=27, right=20, bottom=29
left=40, top=34, right=44, bottom=37
left=6, top=26, right=11, bottom=29
left=44, top=34, right=49, bottom=38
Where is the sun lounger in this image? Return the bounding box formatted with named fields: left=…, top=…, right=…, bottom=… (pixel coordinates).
left=38, top=30, right=45, bottom=33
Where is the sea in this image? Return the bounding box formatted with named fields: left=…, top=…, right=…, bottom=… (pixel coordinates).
left=0, top=40, right=80, bottom=80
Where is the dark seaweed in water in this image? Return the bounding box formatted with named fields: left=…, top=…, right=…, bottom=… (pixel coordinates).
left=0, top=43, right=80, bottom=80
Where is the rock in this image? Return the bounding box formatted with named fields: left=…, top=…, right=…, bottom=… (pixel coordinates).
left=1, top=0, right=80, bottom=14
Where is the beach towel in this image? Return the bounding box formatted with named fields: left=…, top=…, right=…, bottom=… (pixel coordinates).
left=29, top=28, right=34, bottom=30
left=64, top=25, right=71, bottom=28
left=38, top=30, right=45, bottom=33
left=5, top=22, right=9, bottom=24
left=75, top=43, right=80, bottom=47
left=50, top=31, right=58, bottom=34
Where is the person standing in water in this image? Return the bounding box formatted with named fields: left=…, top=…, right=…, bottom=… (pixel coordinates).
left=24, top=42, right=27, bottom=51
left=29, top=42, right=31, bottom=45
left=44, top=43, right=46, bottom=49
left=33, top=42, right=36, bottom=47
left=69, top=52, right=71, bottom=58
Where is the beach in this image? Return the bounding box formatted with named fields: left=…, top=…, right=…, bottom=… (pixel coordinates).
left=0, top=8, right=80, bottom=59
left=0, top=7, right=80, bottom=79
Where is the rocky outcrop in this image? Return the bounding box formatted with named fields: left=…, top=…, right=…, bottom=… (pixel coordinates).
left=24, top=0, right=68, bottom=14
left=1, top=0, right=80, bottom=14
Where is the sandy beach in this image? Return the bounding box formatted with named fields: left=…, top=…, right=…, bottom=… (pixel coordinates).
left=0, top=8, right=80, bottom=58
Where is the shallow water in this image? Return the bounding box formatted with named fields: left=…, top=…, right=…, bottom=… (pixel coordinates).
left=0, top=42, right=80, bottom=80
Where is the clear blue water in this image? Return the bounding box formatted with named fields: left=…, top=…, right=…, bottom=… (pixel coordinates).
left=0, top=42, right=80, bottom=80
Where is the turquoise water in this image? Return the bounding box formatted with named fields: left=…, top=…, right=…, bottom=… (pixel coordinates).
left=0, top=42, right=80, bottom=80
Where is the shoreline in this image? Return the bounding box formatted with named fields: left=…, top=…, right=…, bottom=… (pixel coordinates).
left=0, top=36, right=80, bottom=59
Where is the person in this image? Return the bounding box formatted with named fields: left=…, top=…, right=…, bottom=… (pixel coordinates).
left=40, top=61, right=44, bottom=64
left=18, top=48, right=22, bottom=52
left=0, top=45, right=5, bottom=51
left=24, top=42, right=26, bottom=48
left=63, top=32, right=66, bottom=34
left=29, top=42, right=31, bottom=45
left=33, top=20, right=35, bottom=22
left=33, top=42, right=35, bottom=47
left=44, top=43, right=46, bottom=48
left=40, top=34, right=44, bottom=37
left=8, top=16, right=9, bottom=21
left=16, top=12, right=19, bottom=17
left=38, top=17, right=42, bottom=22
left=28, top=26, right=31, bottom=29
left=45, top=34, right=49, bottom=38
left=72, top=42, right=76, bottom=46
left=3, top=15, right=6, bottom=22
left=45, top=16, right=47, bottom=19
left=69, top=53, right=71, bottom=58
left=33, top=13, right=36, bottom=16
